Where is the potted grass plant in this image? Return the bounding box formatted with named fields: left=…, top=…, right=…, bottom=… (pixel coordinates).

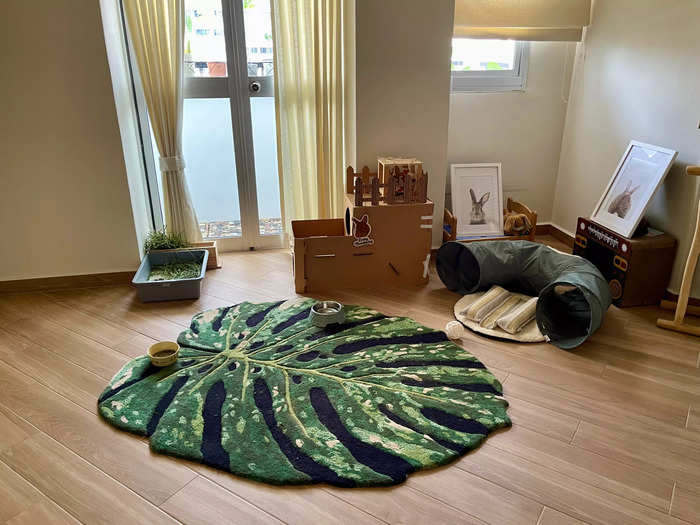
left=144, top=230, right=221, bottom=269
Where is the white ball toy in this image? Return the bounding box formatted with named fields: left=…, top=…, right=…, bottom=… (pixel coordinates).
left=445, top=320, right=465, bottom=340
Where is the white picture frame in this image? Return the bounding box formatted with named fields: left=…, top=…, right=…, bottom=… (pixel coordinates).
left=450, top=163, right=504, bottom=237
left=591, top=141, right=677, bottom=238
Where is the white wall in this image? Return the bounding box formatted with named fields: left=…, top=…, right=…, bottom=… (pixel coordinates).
left=447, top=42, right=576, bottom=222
left=552, top=0, right=700, bottom=296
left=0, top=0, right=142, bottom=280
left=354, top=0, right=455, bottom=247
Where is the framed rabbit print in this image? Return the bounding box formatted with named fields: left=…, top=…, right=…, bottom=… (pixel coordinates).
left=450, top=163, right=503, bottom=237
left=592, top=141, right=677, bottom=238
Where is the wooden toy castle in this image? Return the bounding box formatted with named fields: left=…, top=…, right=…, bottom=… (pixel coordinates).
left=292, top=158, right=434, bottom=293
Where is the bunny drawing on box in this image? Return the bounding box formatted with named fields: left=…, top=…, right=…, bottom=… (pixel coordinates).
left=607, top=181, right=640, bottom=219
left=352, top=214, right=374, bottom=247
left=469, top=188, right=490, bottom=225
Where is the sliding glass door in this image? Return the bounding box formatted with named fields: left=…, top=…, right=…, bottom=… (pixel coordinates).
left=149, top=0, right=282, bottom=250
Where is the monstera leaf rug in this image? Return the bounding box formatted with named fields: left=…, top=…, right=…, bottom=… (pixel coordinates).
left=98, top=299, right=510, bottom=487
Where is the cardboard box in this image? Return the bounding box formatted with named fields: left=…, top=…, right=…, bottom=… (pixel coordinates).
left=292, top=191, right=433, bottom=293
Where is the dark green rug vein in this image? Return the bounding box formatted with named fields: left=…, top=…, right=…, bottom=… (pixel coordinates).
left=97, top=299, right=511, bottom=487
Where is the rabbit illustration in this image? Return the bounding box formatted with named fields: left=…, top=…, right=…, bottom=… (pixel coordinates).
left=469, top=188, right=490, bottom=225
left=351, top=214, right=374, bottom=247
left=607, top=181, right=640, bottom=219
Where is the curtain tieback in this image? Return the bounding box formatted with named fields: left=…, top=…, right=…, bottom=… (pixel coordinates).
left=159, top=156, right=186, bottom=172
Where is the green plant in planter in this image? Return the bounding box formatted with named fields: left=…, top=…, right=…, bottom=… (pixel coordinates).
left=143, top=230, right=189, bottom=253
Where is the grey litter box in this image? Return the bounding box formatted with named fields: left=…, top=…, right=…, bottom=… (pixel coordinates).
left=132, top=249, right=209, bottom=302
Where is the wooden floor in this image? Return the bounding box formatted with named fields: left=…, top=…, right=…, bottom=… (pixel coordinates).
left=0, top=235, right=699, bottom=525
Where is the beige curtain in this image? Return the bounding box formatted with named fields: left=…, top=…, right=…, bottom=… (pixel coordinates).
left=272, top=0, right=344, bottom=233
left=123, top=0, right=202, bottom=242
left=454, top=0, right=592, bottom=41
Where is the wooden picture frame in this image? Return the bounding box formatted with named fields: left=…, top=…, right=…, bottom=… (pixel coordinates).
left=450, top=163, right=504, bottom=237
left=591, top=141, right=677, bottom=238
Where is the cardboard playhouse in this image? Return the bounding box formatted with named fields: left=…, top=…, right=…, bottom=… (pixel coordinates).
left=292, top=158, right=434, bottom=293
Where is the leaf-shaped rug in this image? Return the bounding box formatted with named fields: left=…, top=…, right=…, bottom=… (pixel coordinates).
left=98, top=299, right=510, bottom=487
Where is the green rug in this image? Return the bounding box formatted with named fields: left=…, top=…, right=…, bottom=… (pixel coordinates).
left=98, top=299, right=510, bottom=487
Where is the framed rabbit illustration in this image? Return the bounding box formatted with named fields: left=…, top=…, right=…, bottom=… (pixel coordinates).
left=592, top=141, right=677, bottom=238
left=450, top=163, right=503, bottom=237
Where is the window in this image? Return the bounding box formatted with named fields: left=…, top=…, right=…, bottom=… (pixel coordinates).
left=451, top=39, right=529, bottom=93
left=185, top=4, right=226, bottom=78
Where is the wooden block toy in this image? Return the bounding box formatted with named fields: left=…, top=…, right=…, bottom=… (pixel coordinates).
left=377, top=157, right=423, bottom=183
left=377, top=157, right=424, bottom=203
left=293, top=164, right=434, bottom=293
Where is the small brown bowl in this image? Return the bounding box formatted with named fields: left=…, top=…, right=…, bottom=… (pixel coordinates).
left=148, top=341, right=180, bottom=367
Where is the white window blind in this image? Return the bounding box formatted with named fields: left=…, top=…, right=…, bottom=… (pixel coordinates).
left=454, top=0, right=592, bottom=42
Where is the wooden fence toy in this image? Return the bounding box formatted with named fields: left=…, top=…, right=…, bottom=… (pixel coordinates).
left=348, top=166, right=428, bottom=206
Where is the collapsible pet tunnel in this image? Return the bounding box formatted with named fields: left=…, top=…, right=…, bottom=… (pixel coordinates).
left=436, top=240, right=612, bottom=349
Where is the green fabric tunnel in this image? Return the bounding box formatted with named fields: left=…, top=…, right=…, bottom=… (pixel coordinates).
left=436, top=240, right=612, bottom=349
